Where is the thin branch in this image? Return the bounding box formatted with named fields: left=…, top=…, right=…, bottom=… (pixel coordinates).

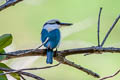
left=0, top=0, right=23, bottom=11
left=0, top=63, right=60, bottom=80
left=55, top=56, right=100, bottom=78
left=19, top=74, right=26, bottom=80
left=18, top=62, right=60, bottom=71
left=37, top=38, right=49, bottom=49
left=0, top=63, right=61, bottom=75
left=101, top=15, right=120, bottom=47
left=58, top=47, right=120, bottom=56
left=30, top=37, right=49, bottom=52
left=19, top=72, right=45, bottom=80
left=0, top=68, right=45, bottom=80
left=97, top=7, right=102, bottom=47
left=100, top=69, right=120, bottom=80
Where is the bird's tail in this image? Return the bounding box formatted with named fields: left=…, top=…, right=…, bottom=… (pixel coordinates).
left=46, top=49, right=53, bottom=64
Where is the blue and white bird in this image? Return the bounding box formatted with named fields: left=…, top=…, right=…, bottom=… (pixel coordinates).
left=41, top=19, right=72, bottom=64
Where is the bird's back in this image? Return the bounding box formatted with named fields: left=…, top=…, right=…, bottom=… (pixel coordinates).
left=41, top=29, right=61, bottom=49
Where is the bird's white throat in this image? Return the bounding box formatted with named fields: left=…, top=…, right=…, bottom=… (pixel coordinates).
left=43, top=24, right=60, bottom=32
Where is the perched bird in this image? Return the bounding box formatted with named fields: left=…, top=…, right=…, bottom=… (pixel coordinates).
left=41, top=19, right=72, bottom=64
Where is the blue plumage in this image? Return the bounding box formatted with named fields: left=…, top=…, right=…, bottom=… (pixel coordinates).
left=41, top=29, right=60, bottom=64
left=41, top=29, right=60, bottom=48
left=46, top=49, right=53, bottom=64
left=41, top=19, right=72, bottom=64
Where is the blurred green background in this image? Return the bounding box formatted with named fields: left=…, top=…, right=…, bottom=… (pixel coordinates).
left=0, top=0, right=120, bottom=80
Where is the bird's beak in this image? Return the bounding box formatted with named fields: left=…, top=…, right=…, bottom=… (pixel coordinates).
left=60, top=23, right=73, bottom=26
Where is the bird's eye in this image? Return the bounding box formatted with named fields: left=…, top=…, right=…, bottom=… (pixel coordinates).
left=56, top=21, right=60, bottom=24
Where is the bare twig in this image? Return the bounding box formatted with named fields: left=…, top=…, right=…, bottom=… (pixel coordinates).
left=100, top=69, right=120, bottom=80
left=30, top=37, right=49, bottom=52
left=0, top=63, right=60, bottom=75
left=55, top=57, right=100, bottom=78
left=0, top=0, right=23, bottom=11
left=58, top=47, right=120, bottom=56
left=19, top=74, right=26, bottom=80
left=97, top=7, right=102, bottom=47
left=101, top=15, right=120, bottom=47
left=19, top=72, right=45, bottom=80
left=0, top=63, right=60, bottom=80
left=19, top=62, right=60, bottom=71
left=0, top=68, right=45, bottom=80
left=0, top=62, right=61, bottom=75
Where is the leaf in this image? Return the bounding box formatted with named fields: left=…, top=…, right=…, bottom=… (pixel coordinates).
left=0, top=63, right=21, bottom=80
left=10, top=72, right=21, bottom=80
left=0, top=34, right=12, bottom=50
left=0, top=70, right=8, bottom=80
left=0, top=49, right=6, bottom=60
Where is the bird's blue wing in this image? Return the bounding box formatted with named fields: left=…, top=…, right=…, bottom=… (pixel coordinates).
left=41, top=29, right=48, bottom=43
left=41, top=29, right=60, bottom=49
left=48, top=29, right=61, bottom=48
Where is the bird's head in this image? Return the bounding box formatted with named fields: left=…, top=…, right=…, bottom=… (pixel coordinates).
left=43, top=19, right=73, bottom=28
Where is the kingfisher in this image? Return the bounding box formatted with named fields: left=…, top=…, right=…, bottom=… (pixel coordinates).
left=41, top=19, right=72, bottom=64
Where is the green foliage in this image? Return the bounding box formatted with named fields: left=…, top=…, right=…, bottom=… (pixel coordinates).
left=0, top=34, right=20, bottom=80
left=0, top=70, right=7, bottom=80
left=0, top=49, right=6, bottom=60
left=0, top=34, right=12, bottom=49
left=0, top=34, right=12, bottom=60
left=0, top=63, right=21, bottom=80
left=10, top=72, right=21, bottom=80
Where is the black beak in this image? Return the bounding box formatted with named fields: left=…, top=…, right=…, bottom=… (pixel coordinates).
left=60, top=23, right=73, bottom=26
